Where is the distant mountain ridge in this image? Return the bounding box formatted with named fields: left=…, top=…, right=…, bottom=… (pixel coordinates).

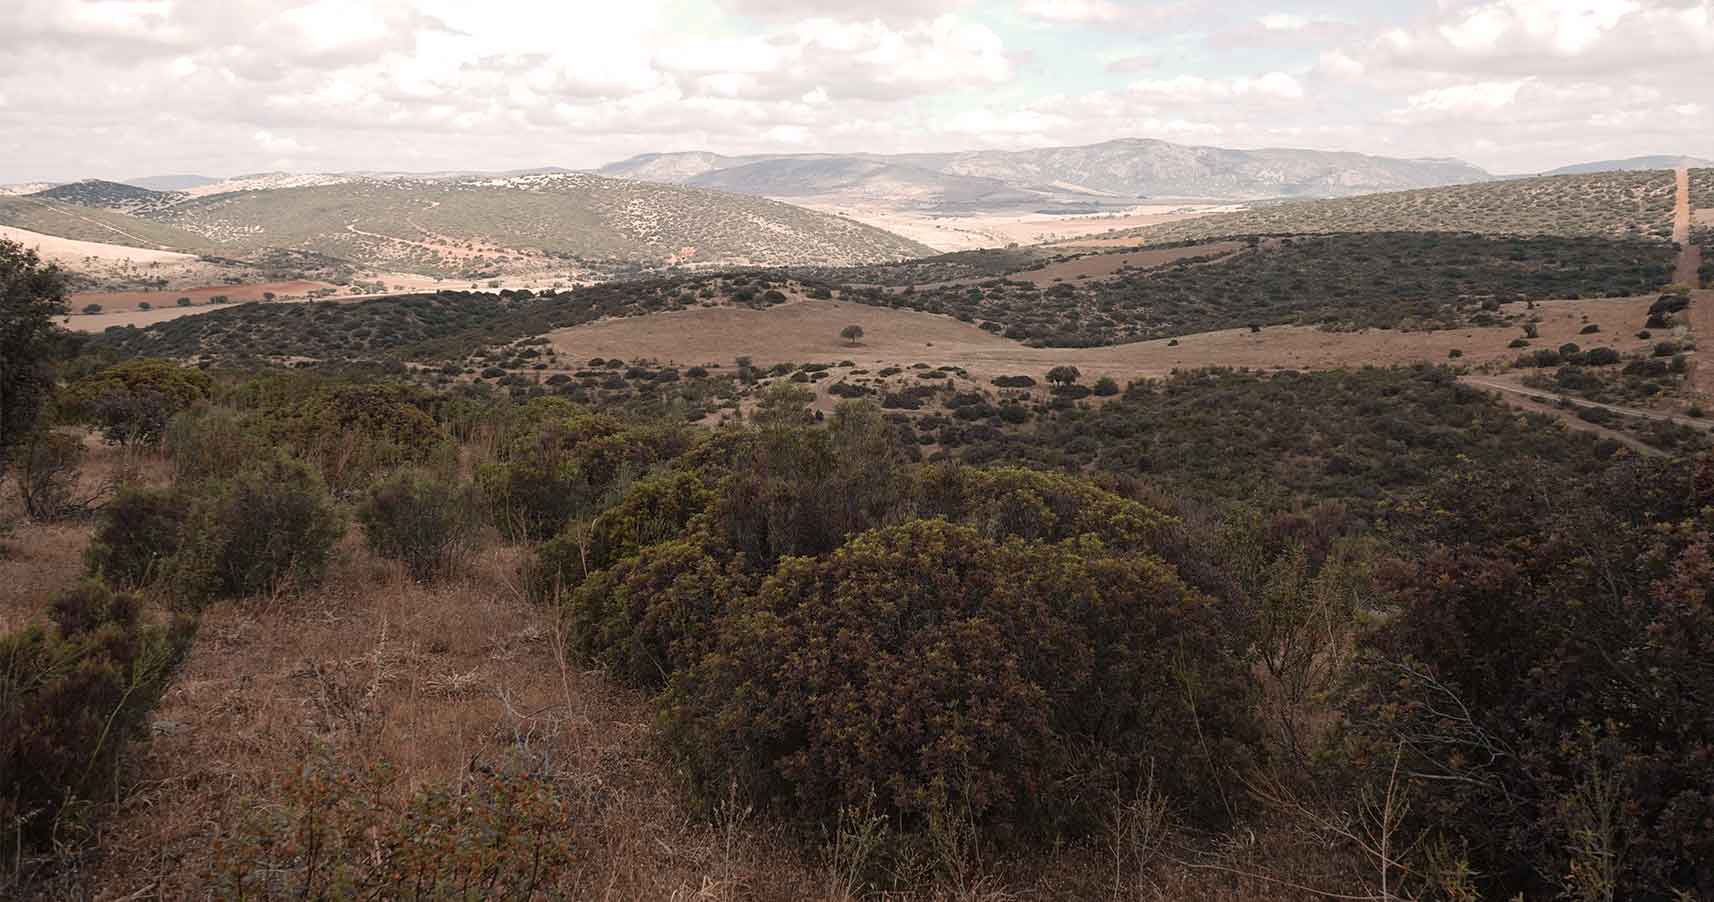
left=1543, top=155, right=1714, bottom=176
left=600, top=138, right=1495, bottom=209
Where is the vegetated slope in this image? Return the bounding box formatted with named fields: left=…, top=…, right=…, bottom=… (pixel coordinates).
left=1694, top=169, right=1714, bottom=287
left=853, top=232, right=1676, bottom=346
left=959, top=365, right=1618, bottom=509
left=147, top=173, right=933, bottom=274
left=95, top=272, right=808, bottom=362
left=601, top=137, right=1491, bottom=205
left=1545, top=155, right=1714, bottom=176
left=685, top=157, right=1035, bottom=207
left=1113, top=170, right=1678, bottom=243
left=0, top=196, right=216, bottom=253
left=29, top=179, right=186, bottom=215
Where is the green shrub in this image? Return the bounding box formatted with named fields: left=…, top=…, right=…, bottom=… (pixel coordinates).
left=85, top=486, right=188, bottom=589
left=565, top=538, right=756, bottom=688
left=1, top=583, right=193, bottom=854
left=14, top=430, right=91, bottom=521
left=169, top=454, right=343, bottom=605
left=1093, top=375, right=1121, bottom=396
left=529, top=469, right=717, bottom=600
left=662, top=519, right=1254, bottom=847
left=162, top=406, right=266, bottom=484
left=251, top=382, right=446, bottom=494
left=355, top=468, right=480, bottom=582
left=61, top=359, right=213, bottom=447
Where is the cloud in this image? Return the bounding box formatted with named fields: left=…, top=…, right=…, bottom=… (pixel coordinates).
left=1373, top=0, right=1714, bottom=76
left=1018, top=0, right=1126, bottom=24
left=1127, top=72, right=1306, bottom=102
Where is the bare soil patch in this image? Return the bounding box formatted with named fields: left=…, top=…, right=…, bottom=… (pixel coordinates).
left=791, top=201, right=1231, bottom=252
left=550, top=293, right=1660, bottom=388
left=70, top=280, right=336, bottom=311
left=1009, top=240, right=1244, bottom=287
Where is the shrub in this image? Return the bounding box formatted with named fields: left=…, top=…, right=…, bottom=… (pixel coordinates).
left=162, top=406, right=266, bottom=484
left=14, top=430, right=94, bottom=521
left=250, top=381, right=446, bottom=494
left=61, top=359, right=213, bottom=447
left=1, top=583, right=193, bottom=854
left=169, top=453, right=343, bottom=605
left=1579, top=323, right=1600, bottom=334
left=85, top=487, right=188, bottom=589
left=1093, top=375, right=1121, bottom=396
left=662, top=519, right=1253, bottom=846
left=529, top=469, right=716, bottom=600
left=356, top=468, right=481, bottom=582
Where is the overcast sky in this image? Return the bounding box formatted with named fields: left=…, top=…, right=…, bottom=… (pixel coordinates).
left=1, top=0, right=1710, bottom=183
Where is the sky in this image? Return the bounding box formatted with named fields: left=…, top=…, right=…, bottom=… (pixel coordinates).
left=0, top=0, right=1710, bottom=183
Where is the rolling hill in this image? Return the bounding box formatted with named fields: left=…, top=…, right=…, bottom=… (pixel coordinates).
left=600, top=138, right=1494, bottom=209
left=1102, top=169, right=1679, bottom=244
left=1545, top=155, right=1714, bottom=176
left=9, top=172, right=932, bottom=277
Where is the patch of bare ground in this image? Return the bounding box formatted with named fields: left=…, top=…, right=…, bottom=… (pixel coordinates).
left=1007, top=240, right=1245, bottom=288
left=551, top=293, right=1662, bottom=389
left=791, top=201, right=1233, bottom=252
left=69, top=280, right=337, bottom=312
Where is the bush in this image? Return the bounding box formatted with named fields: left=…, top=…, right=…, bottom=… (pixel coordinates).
left=169, top=454, right=343, bottom=605
left=162, top=406, right=266, bottom=484
left=61, top=359, right=213, bottom=447
left=356, top=468, right=481, bottom=582
left=14, top=430, right=94, bottom=521
left=1093, top=375, right=1121, bottom=396
left=85, top=487, right=188, bottom=589
left=249, top=381, right=446, bottom=494
left=529, top=469, right=716, bottom=600
left=1, top=583, right=193, bottom=854
left=662, top=519, right=1253, bottom=846
left=1579, top=323, right=1600, bottom=334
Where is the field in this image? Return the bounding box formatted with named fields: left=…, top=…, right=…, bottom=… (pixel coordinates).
left=1106, top=170, right=1678, bottom=243
left=0, top=196, right=217, bottom=253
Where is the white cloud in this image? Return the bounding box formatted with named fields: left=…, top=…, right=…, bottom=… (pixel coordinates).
left=1018, top=0, right=1126, bottom=24
left=1128, top=72, right=1306, bottom=102
left=1258, top=13, right=1308, bottom=32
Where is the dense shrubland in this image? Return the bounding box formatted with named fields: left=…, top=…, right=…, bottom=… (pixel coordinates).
left=850, top=233, right=1676, bottom=346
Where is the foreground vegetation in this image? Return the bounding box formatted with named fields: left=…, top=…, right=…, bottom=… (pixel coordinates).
left=7, top=230, right=1714, bottom=901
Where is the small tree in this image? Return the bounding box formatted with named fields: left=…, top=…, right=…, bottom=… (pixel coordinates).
left=1047, top=365, right=1081, bottom=386
left=1093, top=375, right=1120, bottom=396
left=1, top=239, right=68, bottom=481
left=82, top=303, right=102, bottom=315
left=176, top=297, right=191, bottom=307
left=137, top=301, right=151, bottom=311
left=840, top=324, right=865, bottom=346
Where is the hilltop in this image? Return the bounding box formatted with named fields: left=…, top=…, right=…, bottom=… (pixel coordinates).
left=1544, top=155, right=1714, bottom=176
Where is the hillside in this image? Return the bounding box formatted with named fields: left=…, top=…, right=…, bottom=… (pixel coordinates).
left=144, top=173, right=931, bottom=274
left=1106, top=169, right=1678, bottom=243
left=0, top=195, right=216, bottom=252
left=600, top=138, right=1493, bottom=208
left=1545, top=155, right=1714, bottom=176
left=30, top=179, right=187, bottom=215
left=122, top=174, right=221, bottom=191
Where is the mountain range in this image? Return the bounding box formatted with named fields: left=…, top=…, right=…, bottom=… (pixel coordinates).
left=597, top=138, right=1495, bottom=210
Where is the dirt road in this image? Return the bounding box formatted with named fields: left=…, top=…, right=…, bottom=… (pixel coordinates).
left=1674, top=167, right=1698, bottom=284
left=1461, top=375, right=1713, bottom=431
left=1671, top=167, right=1713, bottom=401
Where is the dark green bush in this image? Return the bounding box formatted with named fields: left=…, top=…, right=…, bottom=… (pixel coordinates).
left=163, top=406, right=265, bottom=484
left=355, top=468, right=481, bottom=582
left=85, top=486, right=188, bottom=589
left=61, top=359, right=213, bottom=447
left=1, top=583, right=193, bottom=854
left=529, top=468, right=716, bottom=601
left=169, top=453, right=344, bottom=605
left=662, top=519, right=1253, bottom=845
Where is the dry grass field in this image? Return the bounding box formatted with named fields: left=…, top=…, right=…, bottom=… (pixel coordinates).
left=550, top=291, right=1661, bottom=388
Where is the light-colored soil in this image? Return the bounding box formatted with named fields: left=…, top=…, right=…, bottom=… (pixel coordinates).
left=550, top=293, right=1661, bottom=387
left=1674, top=168, right=1695, bottom=282
left=69, top=279, right=336, bottom=312
left=0, top=225, right=195, bottom=265
left=790, top=201, right=1232, bottom=252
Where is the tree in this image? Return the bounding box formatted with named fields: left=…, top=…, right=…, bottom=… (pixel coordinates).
left=81, top=303, right=102, bottom=315
left=137, top=301, right=151, bottom=311
left=176, top=297, right=192, bottom=307
left=0, top=239, right=67, bottom=483
left=839, top=324, right=864, bottom=346
left=1046, top=365, right=1081, bottom=386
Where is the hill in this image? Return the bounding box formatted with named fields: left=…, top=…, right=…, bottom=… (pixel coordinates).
left=8, top=173, right=933, bottom=277
left=0, top=195, right=216, bottom=252
left=600, top=138, right=1493, bottom=209
left=1545, top=155, right=1714, bottom=176
left=1104, top=169, right=1678, bottom=244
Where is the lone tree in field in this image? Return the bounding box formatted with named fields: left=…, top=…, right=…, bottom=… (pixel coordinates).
left=1, top=238, right=68, bottom=481
left=1047, top=365, right=1081, bottom=386
left=840, top=324, right=865, bottom=346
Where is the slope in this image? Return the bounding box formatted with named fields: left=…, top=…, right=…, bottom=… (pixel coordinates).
left=1106, top=170, right=1678, bottom=244
left=148, top=173, right=933, bottom=274
left=0, top=195, right=216, bottom=253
